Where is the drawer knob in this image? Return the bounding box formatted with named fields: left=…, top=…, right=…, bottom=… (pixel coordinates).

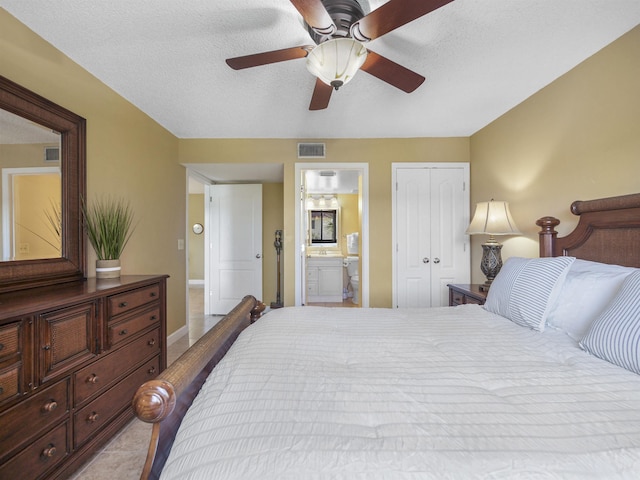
left=87, top=374, right=99, bottom=384
left=0, top=386, right=4, bottom=395
left=87, top=412, right=100, bottom=423
left=43, top=400, right=58, bottom=412
left=0, top=343, right=4, bottom=351
left=119, top=329, right=128, bottom=336
left=150, top=315, right=158, bottom=321
left=150, top=292, right=157, bottom=297
left=148, top=366, right=156, bottom=375
left=119, top=301, right=128, bottom=308
left=42, top=344, right=51, bottom=350
left=147, top=338, right=156, bottom=346
left=41, top=444, right=57, bottom=458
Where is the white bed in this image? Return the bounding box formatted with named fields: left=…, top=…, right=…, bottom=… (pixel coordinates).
left=134, top=192, right=640, bottom=479
left=159, top=305, right=640, bottom=479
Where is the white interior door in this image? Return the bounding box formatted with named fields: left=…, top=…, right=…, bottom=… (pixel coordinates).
left=395, top=168, right=431, bottom=308
left=394, top=164, right=470, bottom=308
left=208, top=184, right=262, bottom=314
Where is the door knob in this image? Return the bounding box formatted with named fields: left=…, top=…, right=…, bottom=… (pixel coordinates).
left=433, top=258, right=441, bottom=264
left=256, top=254, right=262, bottom=259
left=422, top=258, right=430, bottom=263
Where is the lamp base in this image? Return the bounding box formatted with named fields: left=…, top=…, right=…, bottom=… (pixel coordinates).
left=480, top=242, right=503, bottom=291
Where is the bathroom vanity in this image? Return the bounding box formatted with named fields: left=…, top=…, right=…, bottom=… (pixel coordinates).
left=306, top=256, right=343, bottom=303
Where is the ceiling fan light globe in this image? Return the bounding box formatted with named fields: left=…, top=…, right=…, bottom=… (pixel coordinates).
left=306, top=38, right=367, bottom=89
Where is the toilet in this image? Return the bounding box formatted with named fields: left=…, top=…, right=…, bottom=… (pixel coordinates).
left=345, top=233, right=359, bottom=304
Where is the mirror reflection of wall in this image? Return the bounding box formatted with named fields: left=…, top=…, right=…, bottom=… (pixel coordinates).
left=13, top=171, right=61, bottom=260
left=1, top=108, right=62, bottom=261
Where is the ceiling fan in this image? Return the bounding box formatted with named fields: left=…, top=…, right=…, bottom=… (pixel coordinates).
left=226, top=0, right=454, bottom=110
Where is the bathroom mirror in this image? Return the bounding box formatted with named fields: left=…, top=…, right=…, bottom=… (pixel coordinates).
left=0, top=75, right=86, bottom=293
left=309, top=209, right=337, bottom=245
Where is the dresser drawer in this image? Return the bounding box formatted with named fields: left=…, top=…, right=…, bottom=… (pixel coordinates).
left=75, top=328, right=161, bottom=405
left=0, top=322, right=21, bottom=362
left=464, top=296, right=484, bottom=305
left=108, top=284, right=160, bottom=318
left=0, top=378, right=69, bottom=457
left=74, top=356, right=159, bottom=448
left=450, top=290, right=465, bottom=306
left=306, top=267, right=318, bottom=282
left=0, top=363, right=22, bottom=404
left=108, top=307, right=160, bottom=347
left=0, top=421, right=69, bottom=480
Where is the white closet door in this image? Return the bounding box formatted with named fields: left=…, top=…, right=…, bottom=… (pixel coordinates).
left=394, top=165, right=469, bottom=308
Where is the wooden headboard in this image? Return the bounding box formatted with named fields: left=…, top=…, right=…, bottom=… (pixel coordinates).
left=537, top=192, right=640, bottom=267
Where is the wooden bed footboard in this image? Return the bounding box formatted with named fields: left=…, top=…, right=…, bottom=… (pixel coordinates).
left=132, top=295, right=262, bottom=480
left=537, top=192, right=640, bottom=267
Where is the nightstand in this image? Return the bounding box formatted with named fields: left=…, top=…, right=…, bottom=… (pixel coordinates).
left=447, top=284, right=487, bottom=306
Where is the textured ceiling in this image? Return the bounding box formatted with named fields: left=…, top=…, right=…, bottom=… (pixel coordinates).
left=2, top=1, right=639, bottom=139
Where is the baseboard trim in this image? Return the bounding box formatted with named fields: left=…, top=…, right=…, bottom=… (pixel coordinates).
left=167, top=324, right=188, bottom=345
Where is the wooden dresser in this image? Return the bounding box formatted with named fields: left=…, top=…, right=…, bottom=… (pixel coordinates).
left=0, top=275, right=167, bottom=479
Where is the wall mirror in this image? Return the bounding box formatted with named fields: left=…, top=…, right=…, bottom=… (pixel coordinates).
left=309, top=209, right=338, bottom=245
left=0, top=75, right=86, bottom=293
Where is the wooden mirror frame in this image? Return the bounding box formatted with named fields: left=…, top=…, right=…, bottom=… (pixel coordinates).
left=0, top=75, right=86, bottom=293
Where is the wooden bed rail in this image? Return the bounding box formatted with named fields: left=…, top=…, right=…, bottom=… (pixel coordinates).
left=132, top=295, right=261, bottom=479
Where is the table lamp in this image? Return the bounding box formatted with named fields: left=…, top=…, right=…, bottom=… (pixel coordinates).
left=466, top=200, right=521, bottom=291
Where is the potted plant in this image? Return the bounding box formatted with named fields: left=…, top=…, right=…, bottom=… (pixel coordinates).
left=82, top=196, right=136, bottom=278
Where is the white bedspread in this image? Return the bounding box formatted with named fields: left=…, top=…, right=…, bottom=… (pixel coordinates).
left=161, top=306, right=640, bottom=479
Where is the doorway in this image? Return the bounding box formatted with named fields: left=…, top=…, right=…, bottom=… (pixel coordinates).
left=294, top=163, right=369, bottom=307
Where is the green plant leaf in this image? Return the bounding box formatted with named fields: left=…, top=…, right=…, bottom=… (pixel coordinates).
left=82, top=196, right=136, bottom=260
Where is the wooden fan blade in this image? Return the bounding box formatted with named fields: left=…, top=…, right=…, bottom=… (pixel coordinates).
left=360, top=50, right=425, bottom=93
left=289, top=0, right=336, bottom=36
left=226, top=46, right=313, bottom=70
left=351, top=0, right=454, bottom=42
left=309, top=78, right=333, bottom=110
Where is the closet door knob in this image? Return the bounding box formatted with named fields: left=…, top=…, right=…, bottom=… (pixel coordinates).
left=433, top=258, right=441, bottom=264
left=422, top=258, right=430, bottom=263
left=256, top=254, right=262, bottom=259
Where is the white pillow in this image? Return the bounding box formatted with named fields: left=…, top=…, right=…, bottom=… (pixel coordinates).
left=546, top=259, right=635, bottom=340
left=580, top=269, right=640, bottom=375
left=484, top=256, right=575, bottom=331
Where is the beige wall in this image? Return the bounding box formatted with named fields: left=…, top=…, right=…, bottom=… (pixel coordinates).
left=338, top=193, right=360, bottom=257
left=469, top=25, right=640, bottom=283
left=1, top=9, right=186, bottom=335
left=179, top=138, right=470, bottom=307
left=188, top=194, right=205, bottom=280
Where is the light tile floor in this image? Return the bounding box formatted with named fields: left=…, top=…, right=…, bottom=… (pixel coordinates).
left=69, top=285, right=217, bottom=480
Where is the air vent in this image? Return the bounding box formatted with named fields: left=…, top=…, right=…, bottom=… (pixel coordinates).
left=44, top=146, right=60, bottom=162
left=298, top=143, right=325, bottom=158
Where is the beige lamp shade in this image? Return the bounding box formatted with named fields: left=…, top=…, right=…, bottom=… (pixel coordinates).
left=466, top=200, right=521, bottom=237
